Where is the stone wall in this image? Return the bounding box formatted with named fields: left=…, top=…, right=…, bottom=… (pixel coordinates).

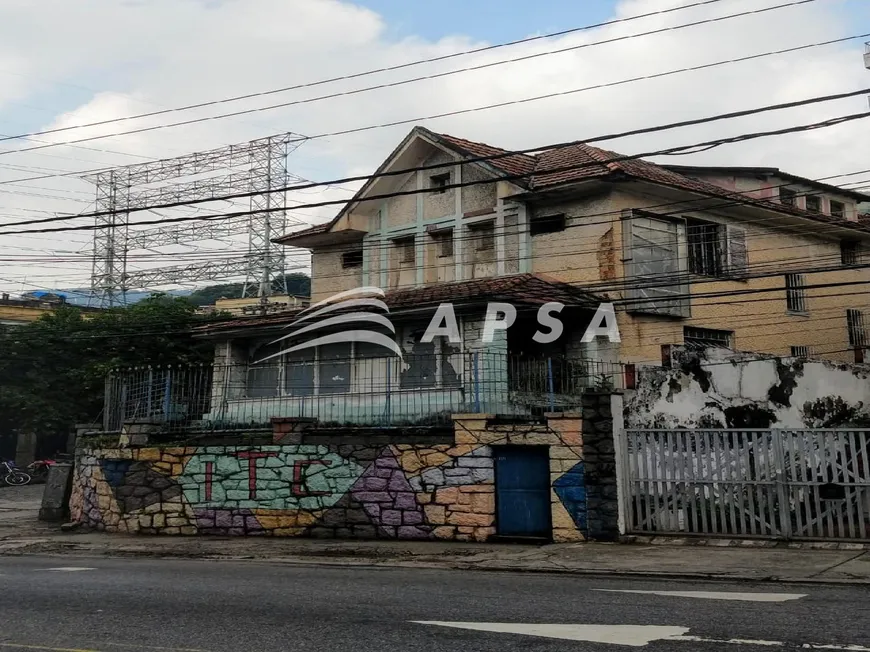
left=626, top=347, right=870, bottom=429
left=70, top=410, right=601, bottom=542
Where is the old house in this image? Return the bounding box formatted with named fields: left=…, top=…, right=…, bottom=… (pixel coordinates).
left=273, top=126, right=870, bottom=365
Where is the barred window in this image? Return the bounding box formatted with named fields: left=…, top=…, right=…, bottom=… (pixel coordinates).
left=785, top=274, right=807, bottom=313
left=790, top=346, right=811, bottom=358
left=848, top=309, right=866, bottom=348
left=684, top=327, right=732, bottom=349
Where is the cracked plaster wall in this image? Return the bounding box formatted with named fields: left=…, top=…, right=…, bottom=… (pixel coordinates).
left=626, top=348, right=870, bottom=429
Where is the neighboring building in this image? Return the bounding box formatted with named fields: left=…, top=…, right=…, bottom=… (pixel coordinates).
left=0, top=292, right=98, bottom=326
left=273, top=126, right=870, bottom=365
left=197, top=295, right=310, bottom=317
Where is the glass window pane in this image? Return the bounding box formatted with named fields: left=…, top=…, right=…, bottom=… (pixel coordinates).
left=285, top=348, right=315, bottom=396
left=319, top=343, right=351, bottom=394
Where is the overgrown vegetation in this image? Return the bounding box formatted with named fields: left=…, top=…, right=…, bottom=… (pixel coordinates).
left=0, top=294, right=222, bottom=441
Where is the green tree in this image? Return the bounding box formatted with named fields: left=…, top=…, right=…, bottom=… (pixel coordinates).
left=0, top=294, right=220, bottom=438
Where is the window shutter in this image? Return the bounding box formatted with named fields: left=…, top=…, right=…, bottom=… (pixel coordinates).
left=726, top=225, right=747, bottom=277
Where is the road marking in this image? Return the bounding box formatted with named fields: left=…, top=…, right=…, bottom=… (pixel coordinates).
left=412, top=622, right=690, bottom=647
left=36, top=567, right=96, bottom=572
left=413, top=622, right=870, bottom=650
left=594, top=589, right=807, bottom=602
left=0, top=644, right=101, bottom=652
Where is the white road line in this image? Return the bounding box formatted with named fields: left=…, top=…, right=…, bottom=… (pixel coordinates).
left=412, top=622, right=690, bottom=647
left=413, top=622, right=870, bottom=650
left=36, top=567, right=96, bottom=572
left=594, top=589, right=807, bottom=602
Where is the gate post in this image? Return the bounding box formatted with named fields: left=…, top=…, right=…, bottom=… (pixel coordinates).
left=771, top=429, right=792, bottom=540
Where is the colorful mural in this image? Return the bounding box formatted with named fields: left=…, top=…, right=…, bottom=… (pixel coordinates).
left=70, top=414, right=588, bottom=542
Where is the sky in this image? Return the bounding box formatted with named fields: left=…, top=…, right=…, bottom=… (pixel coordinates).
left=0, top=0, right=868, bottom=295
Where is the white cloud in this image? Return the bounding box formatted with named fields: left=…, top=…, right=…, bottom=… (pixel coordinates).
left=0, top=0, right=867, bottom=292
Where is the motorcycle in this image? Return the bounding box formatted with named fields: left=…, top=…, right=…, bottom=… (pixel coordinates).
left=26, top=459, right=56, bottom=483
left=1, top=460, right=31, bottom=486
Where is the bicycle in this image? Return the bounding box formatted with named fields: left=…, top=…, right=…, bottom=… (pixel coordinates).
left=1, top=460, right=31, bottom=486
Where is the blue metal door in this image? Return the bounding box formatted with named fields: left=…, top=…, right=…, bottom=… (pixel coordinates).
left=495, top=446, right=552, bottom=538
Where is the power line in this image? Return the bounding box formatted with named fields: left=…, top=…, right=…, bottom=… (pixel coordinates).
left=2, top=109, right=867, bottom=237
left=0, top=1, right=830, bottom=160
left=0, top=30, right=863, bottom=194
left=0, top=0, right=749, bottom=147
left=3, top=86, right=867, bottom=229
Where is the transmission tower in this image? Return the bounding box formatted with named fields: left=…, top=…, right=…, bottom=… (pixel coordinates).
left=84, top=133, right=305, bottom=307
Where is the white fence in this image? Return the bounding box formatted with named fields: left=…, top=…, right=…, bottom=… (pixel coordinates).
left=622, top=429, right=870, bottom=541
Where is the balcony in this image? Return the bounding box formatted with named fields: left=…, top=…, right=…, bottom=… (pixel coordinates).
left=102, top=353, right=625, bottom=435
left=865, top=42, right=870, bottom=70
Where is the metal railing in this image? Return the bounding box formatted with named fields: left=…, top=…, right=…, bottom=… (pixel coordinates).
left=103, top=354, right=624, bottom=433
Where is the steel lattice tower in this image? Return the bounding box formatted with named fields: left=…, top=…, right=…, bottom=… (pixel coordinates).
left=84, top=134, right=304, bottom=307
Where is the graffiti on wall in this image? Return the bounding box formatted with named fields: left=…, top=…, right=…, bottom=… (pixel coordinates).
left=70, top=417, right=587, bottom=542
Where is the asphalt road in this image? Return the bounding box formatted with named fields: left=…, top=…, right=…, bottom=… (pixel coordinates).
left=1, top=555, right=869, bottom=651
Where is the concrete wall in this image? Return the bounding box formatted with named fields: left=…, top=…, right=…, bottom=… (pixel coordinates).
left=310, top=245, right=363, bottom=302
left=528, top=193, right=618, bottom=283
left=626, top=347, right=870, bottom=429
left=70, top=412, right=596, bottom=543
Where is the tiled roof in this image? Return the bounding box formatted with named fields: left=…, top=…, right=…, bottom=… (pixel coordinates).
left=385, top=273, right=602, bottom=309
left=194, top=274, right=604, bottom=336
left=276, top=126, right=870, bottom=246
left=436, top=133, right=538, bottom=179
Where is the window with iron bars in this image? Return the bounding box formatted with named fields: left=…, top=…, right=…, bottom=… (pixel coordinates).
left=848, top=309, right=866, bottom=348
left=785, top=274, right=808, bottom=313
left=790, top=345, right=812, bottom=358
left=841, top=240, right=860, bottom=266
left=683, top=327, right=732, bottom=349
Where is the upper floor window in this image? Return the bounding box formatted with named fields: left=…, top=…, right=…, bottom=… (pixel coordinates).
left=431, top=230, right=454, bottom=258
left=341, top=249, right=363, bottom=269
left=831, top=200, right=846, bottom=218
left=785, top=273, right=808, bottom=313
left=530, top=213, right=567, bottom=236
left=469, top=221, right=495, bottom=252
left=684, top=327, right=732, bottom=349
left=805, top=195, right=821, bottom=213
left=623, top=213, right=687, bottom=317
left=396, top=237, right=415, bottom=264
left=430, top=172, right=450, bottom=194
left=779, top=187, right=797, bottom=207
left=848, top=309, right=867, bottom=348
left=841, top=240, right=860, bottom=266
left=686, top=218, right=747, bottom=278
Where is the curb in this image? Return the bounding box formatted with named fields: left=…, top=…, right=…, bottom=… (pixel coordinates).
left=6, top=544, right=870, bottom=587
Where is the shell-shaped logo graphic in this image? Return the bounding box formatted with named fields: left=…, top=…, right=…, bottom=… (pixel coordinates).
left=253, top=286, right=402, bottom=365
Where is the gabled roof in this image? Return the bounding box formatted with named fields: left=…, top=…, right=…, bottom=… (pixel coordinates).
left=276, top=126, right=870, bottom=246
left=194, top=273, right=604, bottom=337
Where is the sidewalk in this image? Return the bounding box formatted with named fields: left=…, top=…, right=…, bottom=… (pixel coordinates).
left=2, top=526, right=869, bottom=584
left=3, top=485, right=869, bottom=584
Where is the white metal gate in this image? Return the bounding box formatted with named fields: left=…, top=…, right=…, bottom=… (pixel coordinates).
left=622, top=429, right=870, bottom=541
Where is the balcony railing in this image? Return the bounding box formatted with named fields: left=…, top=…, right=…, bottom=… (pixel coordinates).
left=102, top=353, right=624, bottom=434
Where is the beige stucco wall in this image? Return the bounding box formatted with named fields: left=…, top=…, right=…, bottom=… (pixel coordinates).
left=462, top=164, right=497, bottom=214
left=607, top=190, right=870, bottom=365
left=422, top=150, right=456, bottom=221
left=310, top=245, right=363, bottom=302
left=529, top=193, right=618, bottom=285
